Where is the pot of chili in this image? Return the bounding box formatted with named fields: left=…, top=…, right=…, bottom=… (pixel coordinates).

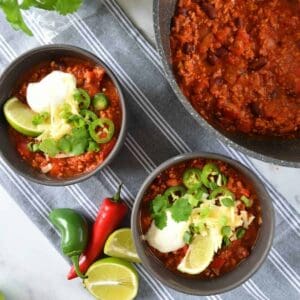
left=153, top=0, right=300, bottom=167
left=131, top=152, right=274, bottom=295
left=0, top=45, right=127, bottom=185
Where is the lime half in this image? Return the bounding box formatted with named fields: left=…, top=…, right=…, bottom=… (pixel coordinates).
left=3, top=97, right=49, bottom=137
left=104, top=228, right=141, bottom=263
left=83, top=257, right=139, bottom=300
left=177, top=232, right=215, bottom=274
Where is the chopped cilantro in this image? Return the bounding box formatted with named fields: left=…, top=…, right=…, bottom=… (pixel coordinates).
left=236, top=228, right=246, bottom=239
left=32, top=112, right=50, bottom=126
left=153, top=212, right=167, bottom=230
left=27, top=142, right=39, bottom=152
left=58, top=136, right=72, bottom=153
left=38, top=139, right=59, bottom=157
left=170, top=198, right=192, bottom=222
left=219, top=215, right=228, bottom=227
left=221, top=197, right=235, bottom=207
left=87, top=140, right=100, bottom=152
left=223, top=236, right=231, bottom=246
left=221, top=226, right=231, bottom=237
left=67, top=114, right=85, bottom=128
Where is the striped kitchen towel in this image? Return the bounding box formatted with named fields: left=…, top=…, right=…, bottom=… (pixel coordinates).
left=0, top=1, right=299, bottom=299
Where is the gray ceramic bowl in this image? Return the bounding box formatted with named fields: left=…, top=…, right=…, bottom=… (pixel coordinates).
left=0, top=45, right=127, bottom=186
left=132, top=152, right=274, bottom=295
left=153, top=0, right=300, bottom=168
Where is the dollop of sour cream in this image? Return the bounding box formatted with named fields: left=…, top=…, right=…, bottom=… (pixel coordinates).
left=27, top=71, right=76, bottom=113
left=145, top=211, right=188, bottom=253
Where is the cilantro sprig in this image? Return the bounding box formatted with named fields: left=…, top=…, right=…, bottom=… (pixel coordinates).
left=0, top=0, right=83, bottom=36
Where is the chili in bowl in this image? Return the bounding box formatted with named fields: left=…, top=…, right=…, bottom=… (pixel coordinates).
left=131, top=153, right=274, bottom=295
left=0, top=45, right=127, bottom=185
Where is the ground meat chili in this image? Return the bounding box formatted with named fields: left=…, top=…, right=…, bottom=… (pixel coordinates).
left=140, top=158, right=262, bottom=279
left=8, top=57, right=122, bottom=178
left=170, top=0, right=300, bottom=137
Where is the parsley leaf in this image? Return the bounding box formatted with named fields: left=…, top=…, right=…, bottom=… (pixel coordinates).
left=32, top=112, right=50, bottom=126
left=38, top=139, right=59, bottom=157
left=170, top=198, right=192, bottom=222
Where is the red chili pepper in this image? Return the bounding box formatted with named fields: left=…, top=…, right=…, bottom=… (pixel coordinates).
left=67, top=184, right=128, bottom=280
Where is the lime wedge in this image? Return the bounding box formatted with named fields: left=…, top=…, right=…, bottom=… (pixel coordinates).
left=3, top=97, right=49, bottom=137
left=104, top=228, right=141, bottom=263
left=83, top=257, right=139, bottom=300
left=177, top=232, right=215, bottom=274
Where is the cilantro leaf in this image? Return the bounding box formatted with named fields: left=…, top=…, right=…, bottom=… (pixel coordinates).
left=58, top=136, right=72, bottom=153
left=38, top=138, right=59, bottom=157
left=54, top=0, right=82, bottom=15
left=0, top=0, right=32, bottom=35
left=1, top=0, right=83, bottom=35
left=87, top=140, right=100, bottom=152
left=32, top=112, right=50, bottom=126
left=170, top=198, right=192, bottom=222
left=150, top=195, right=168, bottom=215
left=153, top=212, right=167, bottom=230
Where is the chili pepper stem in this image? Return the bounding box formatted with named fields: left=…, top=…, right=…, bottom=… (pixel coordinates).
left=112, top=184, right=123, bottom=202
left=71, top=255, right=88, bottom=279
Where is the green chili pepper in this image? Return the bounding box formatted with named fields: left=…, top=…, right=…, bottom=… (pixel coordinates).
left=164, top=185, right=186, bottom=201
left=80, top=109, right=98, bottom=123
left=183, top=168, right=202, bottom=189
left=74, top=88, right=91, bottom=109
left=89, top=118, right=115, bottom=144
left=49, top=208, right=89, bottom=279
left=209, top=187, right=235, bottom=200
left=236, top=227, right=246, bottom=239
left=201, top=163, right=221, bottom=189
left=93, top=93, right=109, bottom=110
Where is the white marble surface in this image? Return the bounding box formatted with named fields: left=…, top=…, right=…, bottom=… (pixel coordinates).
left=0, top=1, right=299, bottom=300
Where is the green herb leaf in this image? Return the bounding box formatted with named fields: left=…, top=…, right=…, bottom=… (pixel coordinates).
left=236, top=228, right=246, bottom=239
left=183, top=231, right=193, bottom=244
left=58, top=136, right=72, bottom=153
left=219, top=215, right=228, bottom=227
left=67, top=114, right=85, bottom=128
left=241, top=195, right=252, bottom=208
left=170, top=198, right=192, bottom=222
left=223, top=236, right=231, bottom=246
left=87, top=140, right=100, bottom=152
left=150, top=195, right=168, bottom=215
left=0, top=0, right=33, bottom=35
left=32, top=112, right=50, bottom=126
left=27, top=142, right=39, bottom=152
left=38, top=139, right=59, bottom=157
left=153, top=212, right=167, bottom=230
left=54, top=0, right=82, bottom=15
left=221, top=226, right=231, bottom=237
left=221, top=197, right=235, bottom=207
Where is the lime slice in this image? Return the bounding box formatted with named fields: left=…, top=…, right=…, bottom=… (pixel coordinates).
left=3, top=97, right=49, bottom=137
left=104, top=228, right=141, bottom=263
left=83, top=257, right=139, bottom=300
left=177, top=232, right=215, bottom=274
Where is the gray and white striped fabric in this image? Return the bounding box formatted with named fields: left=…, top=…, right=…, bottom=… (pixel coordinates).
left=0, top=1, right=299, bottom=299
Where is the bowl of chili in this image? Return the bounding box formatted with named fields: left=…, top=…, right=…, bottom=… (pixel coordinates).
left=153, top=0, right=300, bottom=167
left=131, top=152, right=274, bottom=295
left=0, top=45, right=127, bottom=185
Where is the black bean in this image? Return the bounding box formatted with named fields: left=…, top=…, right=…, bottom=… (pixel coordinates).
left=182, top=42, right=195, bottom=54
left=194, top=0, right=217, bottom=20
left=215, top=46, right=228, bottom=58
left=249, top=102, right=261, bottom=117
left=234, top=17, right=243, bottom=28
left=269, top=89, right=279, bottom=100
left=207, top=49, right=218, bottom=65
left=214, top=77, right=224, bottom=85
left=248, top=57, right=267, bottom=71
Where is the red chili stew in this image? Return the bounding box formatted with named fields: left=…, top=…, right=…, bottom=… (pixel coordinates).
left=140, top=158, right=262, bottom=279
left=9, top=57, right=122, bottom=178
left=170, top=0, right=300, bottom=137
